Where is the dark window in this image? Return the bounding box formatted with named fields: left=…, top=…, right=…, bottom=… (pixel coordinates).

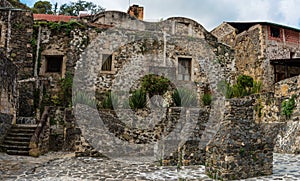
left=275, top=73, right=285, bottom=82
left=290, top=52, right=295, bottom=59
left=178, top=57, right=191, bottom=81
left=101, top=54, right=112, bottom=71
left=46, top=55, right=63, bottom=73
left=270, top=27, right=280, bottom=38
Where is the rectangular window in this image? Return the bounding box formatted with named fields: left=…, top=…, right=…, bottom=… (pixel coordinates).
left=178, top=57, right=191, bottom=81
left=270, top=27, right=280, bottom=38
left=275, top=73, right=285, bottom=82
left=290, top=52, right=295, bottom=59
left=101, top=54, right=112, bottom=71
left=46, top=55, right=63, bottom=73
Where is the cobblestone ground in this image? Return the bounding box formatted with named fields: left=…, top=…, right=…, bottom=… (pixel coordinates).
left=0, top=152, right=299, bottom=180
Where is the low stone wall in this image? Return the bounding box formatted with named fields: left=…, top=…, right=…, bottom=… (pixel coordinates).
left=0, top=113, right=12, bottom=146
left=273, top=76, right=300, bottom=153
left=274, top=75, right=300, bottom=118
left=205, top=98, right=273, bottom=180
left=73, top=104, right=210, bottom=161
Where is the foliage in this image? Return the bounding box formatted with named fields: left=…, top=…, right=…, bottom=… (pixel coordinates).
left=34, top=20, right=84, bottom=36
left=254, top=98, right=264, bottom=118
left=73, top=91, right=96, bottom=108
left=217, top=80, right=233, bottom=99
left=218, top=75, right=262, bottom=99
left=251, top=80, right=262, bottom=94
left=53, top=2, right=58, bottom=14
left=102, top=92, right=119, bottom=110
left=59, top=72, right=73, bottom=107
left=129, top=89, right=147, bottom=109
left=59, top=0, right=105, bottom=16
left=172, top=88, right=198, bottom=107
left=281, top=95, right=296, bottom=119
left=141, top=74, right=171, bottom=97
left=202, top=93, right=212, bottom=106
left=31, top=1, right=53, bottom=14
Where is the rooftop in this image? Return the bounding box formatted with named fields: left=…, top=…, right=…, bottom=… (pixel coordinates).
left=33, top=14, right=77, bottom=22
left=226, top=21, right=300, bottom=33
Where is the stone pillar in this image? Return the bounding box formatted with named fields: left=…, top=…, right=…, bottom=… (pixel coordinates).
left=205, top=98, right=273, bottom=180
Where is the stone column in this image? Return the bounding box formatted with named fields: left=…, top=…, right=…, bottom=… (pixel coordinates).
left=205, top=98, right=273, bottom=180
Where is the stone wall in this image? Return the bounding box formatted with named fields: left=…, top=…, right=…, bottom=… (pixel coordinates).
left=74, top=104, right=210, bottom=161
left=0, top=54, right=16, bottom=145
left=0, top=113, right=12, bottom=146
left=248, top=76, right=300, bottom=154
left=213, top=22, right=300, bottom=91
left=74, top=19, right=235, bottom=107
left=0, top=54, right=18, bottom=116
left=273, top=75, right=300, bottom=153
left=205, top=98, right=273, bottom=180
left=0, top=8, right=34, bottom=117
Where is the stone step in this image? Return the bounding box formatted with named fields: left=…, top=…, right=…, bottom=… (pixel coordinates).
left=11, top=127, right=36, bottom=132
left=3, top=140, right=30, bottom=146
left=13, top=124, right=38, bottom=128
left=7, top=132, right=34, bottom=137
left=5, top=136, right=31, bottom=142
left=6, top=150, right=29, bottom=156
left=1, top=144, right=30, bottom=150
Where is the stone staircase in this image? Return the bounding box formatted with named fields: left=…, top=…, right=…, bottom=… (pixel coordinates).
left=1, top=124, right=37, bottom=155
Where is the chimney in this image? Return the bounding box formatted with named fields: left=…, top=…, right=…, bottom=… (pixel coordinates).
left=127, top=4, right=144, bottom=20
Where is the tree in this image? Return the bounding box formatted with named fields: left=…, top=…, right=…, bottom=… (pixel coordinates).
left=53, top=2, right=58, bottom=15
left=59, top=0, right=105, bottom=16
left=31, top=1, right=53, bottom=14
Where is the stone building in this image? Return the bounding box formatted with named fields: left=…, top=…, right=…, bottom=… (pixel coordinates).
left=212, top=22, right=300, bottom=91
left=0, top=6, right=34, bottom=117
left=0, top=2, right=300, bottom=179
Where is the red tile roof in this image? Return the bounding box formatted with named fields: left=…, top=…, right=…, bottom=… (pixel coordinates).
left=33, top=14, right=77, bottom=22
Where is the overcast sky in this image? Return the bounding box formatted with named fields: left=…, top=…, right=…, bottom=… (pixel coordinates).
left=21, top=0, right=300, bottom=31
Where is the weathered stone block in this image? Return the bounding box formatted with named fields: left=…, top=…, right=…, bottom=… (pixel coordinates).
left=205, top=98, right=274, bottom=180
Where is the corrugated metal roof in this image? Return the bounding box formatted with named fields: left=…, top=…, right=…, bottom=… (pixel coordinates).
left=33, top=14, right=77, bottom=22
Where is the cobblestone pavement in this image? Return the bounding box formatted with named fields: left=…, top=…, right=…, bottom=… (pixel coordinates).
left=0, top=152, right=299, bottom=180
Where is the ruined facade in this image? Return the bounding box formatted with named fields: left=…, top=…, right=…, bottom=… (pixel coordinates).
left=0, top=2, right=300, bottom=179
left=212, top=22, right=300, bottom=91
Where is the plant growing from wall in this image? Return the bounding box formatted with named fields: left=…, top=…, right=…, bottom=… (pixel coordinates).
left=101, top=91, right=119, bottom=110
left=129, top=89, right=147, bottom=109
left=172, top=88, right=198, bottom=107
left=202, top=84, right=212, bottom=106
left=202, top=93, right=212, bottom=106
left=59, top=72, right=73, bottom=107
left=281, top=95, right=296, bottom=119
left=254, top=98, right=264, bottom=118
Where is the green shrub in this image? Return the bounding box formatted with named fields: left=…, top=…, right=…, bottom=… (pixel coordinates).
left=217, top=80, right=233, bottom=99
left=172, top=88, right=198, bottom=107
left=218, top=75, right=262, bottom=99
left=251, top=80, right=262, bottom=94
left=202, top=93, right=212, bottom=106
left=281, top=95, right=296, bottom=119
left=129, top=89, right=147, bottom=109
left=102, top=92, right=118, bottom=110
left=73, top=91, right=96, bottom=108
left=59, top=72, right=73, bottom=107
left=141, top=74, right=171, bottom=97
